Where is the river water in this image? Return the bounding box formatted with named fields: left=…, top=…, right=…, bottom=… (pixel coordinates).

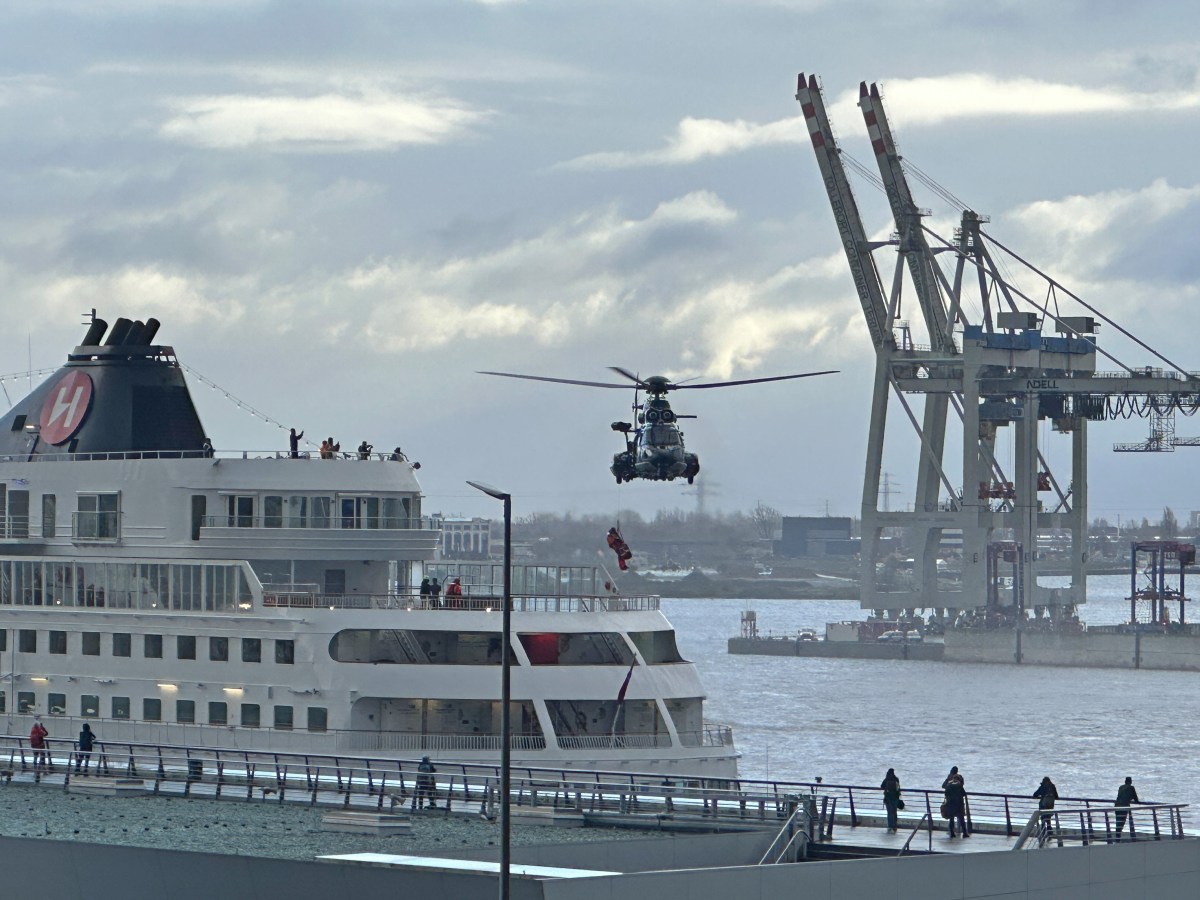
left=662, top=574, right=1199, bottom=810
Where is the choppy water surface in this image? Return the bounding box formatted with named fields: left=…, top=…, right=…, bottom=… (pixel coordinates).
left=663, top=574, right=1199, bottom=809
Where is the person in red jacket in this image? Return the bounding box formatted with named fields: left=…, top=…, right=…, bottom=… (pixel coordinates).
left=607, top=527, right=633, bottom=571
left=30, top=717, right=49, bottom=771
left=446, top=577, right=463, bottom=609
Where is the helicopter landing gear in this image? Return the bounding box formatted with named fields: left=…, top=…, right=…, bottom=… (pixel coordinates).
left=687, top=475, right=695, bottom=484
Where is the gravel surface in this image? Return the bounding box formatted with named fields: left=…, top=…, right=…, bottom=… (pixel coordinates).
left=0, top=779, right=648, bottom=861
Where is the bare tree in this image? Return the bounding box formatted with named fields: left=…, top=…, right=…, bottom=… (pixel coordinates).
left=749, top=501, right=781, bottom=541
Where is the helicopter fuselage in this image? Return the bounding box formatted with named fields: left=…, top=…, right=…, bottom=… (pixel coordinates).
left=611, top=396, right=700, bottom=483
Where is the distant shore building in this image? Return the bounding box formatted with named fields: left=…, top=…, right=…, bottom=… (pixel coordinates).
left=776, top=516, right=856, bottom=558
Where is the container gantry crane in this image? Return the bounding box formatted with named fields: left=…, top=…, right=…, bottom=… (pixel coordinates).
left=797, top=73, right=1200, bottom=624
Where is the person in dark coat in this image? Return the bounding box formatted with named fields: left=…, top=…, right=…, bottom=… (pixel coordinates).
left=942, top=766, right=968, bottom=838
left=414, top=756, right=437, bottom=810
left=1115, top=777, right=1140, bottom=838
left=1033, top=776, right=1058, bottom=836
left=76, top=723, right=96, bottom=775
left=288, top=428, right=303, bottom=459
left=881, top=768, right=902, bottom=832
left=419, top=576, right=432, bottom=606
left=430, top=577, right=442, bottom=608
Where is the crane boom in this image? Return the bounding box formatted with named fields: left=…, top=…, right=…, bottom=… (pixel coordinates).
left=860, top=82, right=955, bottom=353
left=795, top=73, right=893, bottom=350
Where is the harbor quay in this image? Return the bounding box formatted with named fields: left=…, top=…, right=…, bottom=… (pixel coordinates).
left=0, top=759, right=1196, bottom=899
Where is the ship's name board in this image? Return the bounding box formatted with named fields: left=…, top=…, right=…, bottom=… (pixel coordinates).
left=1025, top=379, right=1058, bottom=390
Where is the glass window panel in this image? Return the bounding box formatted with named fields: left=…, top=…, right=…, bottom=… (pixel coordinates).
left=176, top=700, right=195, bottom=723
left=18, top=692, right=35, bottom=713
left=144, top=698, right=162, bottom=721
left=112, top=697, right=130, bottom=719
left=242, top=638, right=261, bottom=663
left=49, top=631, right=67, bottom=654
left=209, top=636, right=228, bottom=661
left=18, top=630, right=36, bottom=653
left=275, top=640, right=294, bottom=665
left=208, top=702, right=227, bottom=725
left=144, top=634, right=163, bottom=658
left=263, top=496, right=283, bottom=528
left=177, top=635, right=196, bottom=660
left=41, top=494, right=55, bottom=539
left=307, top=707, right=327, bottom=732
left=310, top=497, right=331, bottom=528
left=82, top=632, right=100, bottom=655
left=241, top=704, right=260, bottom=727
left=274, top=705, right=293, bottom=729
left=113, top=633, right=131, bottom=657
left=287, top=496, right=307, bottom=528
left=81, top=695, right=99, bottom=716
left=48, top=693, right=66, bottom=715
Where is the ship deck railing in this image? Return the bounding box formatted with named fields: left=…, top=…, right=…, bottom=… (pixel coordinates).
left=0, top=449, right=421, bottom=463
left=0, top=735, right=1187, bottom=846
left=261, top=589, right=661, bottom=612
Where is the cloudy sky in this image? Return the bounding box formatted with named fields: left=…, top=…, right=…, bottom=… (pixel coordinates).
left=1, top=1, right=1198, bottom=525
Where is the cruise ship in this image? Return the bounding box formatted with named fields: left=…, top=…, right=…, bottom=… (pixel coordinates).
left=0, top=316, right=737, bottom=777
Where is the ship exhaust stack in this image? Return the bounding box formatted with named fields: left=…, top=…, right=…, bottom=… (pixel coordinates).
left=124, top=320, right=146, bottom=346
left=81, top=318, right=109, bottom=346
left=104, top=317, right=134, bottom=346
left=141, top=318, right=161, bottom=345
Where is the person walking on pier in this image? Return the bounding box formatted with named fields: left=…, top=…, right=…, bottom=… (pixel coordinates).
left=881, top=768, right=902, bottom=832
left=75, top=723, right=96, bottom=776
left=1114, top=777, right=1140, bottom=839
left=1033, top=776, right=1058, bottom=838
left=942, top=766, right=969, bottom=838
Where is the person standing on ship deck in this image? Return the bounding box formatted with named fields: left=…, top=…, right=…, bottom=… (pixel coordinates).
left=881, top=768, right=902, bottom=832
left=942, top=766, right=968, bottom=838
left=430, top=577, right=442, bottom=608
left=289, top=428, right=304, bottom=459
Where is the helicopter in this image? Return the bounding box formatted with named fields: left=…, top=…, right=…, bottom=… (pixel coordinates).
left=479, top=366, right=836, bottom=484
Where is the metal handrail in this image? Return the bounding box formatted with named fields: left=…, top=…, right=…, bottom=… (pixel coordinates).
left=1012, top=803, right=1189, bottom=850
left=898, top=810, right=932, bottom=855
left=759, top=799, right=808, bottom=864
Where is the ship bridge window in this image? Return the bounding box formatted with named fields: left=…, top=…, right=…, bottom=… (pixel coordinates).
left=263, top=496, right=283, bottom=528
left=329, top=630, right=515, bottom=666
left=517, top=632, right=633, bottom=666
left=226, top=495, right=254, bottom=528
left=74, top=493, right=119, bottom=541
left=286, top=496, right=333, bottom=529
left=629, top=631, right=685, bottom=664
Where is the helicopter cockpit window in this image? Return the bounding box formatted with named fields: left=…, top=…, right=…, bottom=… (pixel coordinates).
left=647, top=425, right=680, bottom=445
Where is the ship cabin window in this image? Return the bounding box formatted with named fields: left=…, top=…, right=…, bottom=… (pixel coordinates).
left=48, top=693, right=66, bottom=715
left=112, top=697, right=130, bottom=719
left=0, top=691, right=5, bottom=713
left=263, top=496, right=283, bottom=528
left=144, top=634, right=163, bottom=658
left=6, top=489, right=29, bottom=539
left=144, top=698, right=162, bottom=721
left=0, top=631, right=5, bottom=650
left=75, top=492, right=119, bottom=541
left=329, top=630, right=514, bottom=666
left=177, top=635, right=196, bottom=660
left=666, top=698, right=706, bottom=744
left=11, top=415, right=25, bottom=431
left=176, top=700, right=195, bottom=724
left=629, top=631, right=686, bottom=664
left=113, top=633, right=131, bottom=657
left=42, top=494, right=56, bottom=539
left=208, top=702, right=227, bottom=725
left=18, top=629, right=36, bottom=653
left=81, top=695, right=99, bottom=717
left=547, top=699, right=668, bottom=747
left=518, top=632, right=634, bottom=665
left=241, top=704, right=260, bottom=727
left=242, top=638, right=261, bottom=663
left=227, top=495, right=254, bottom=528
left=210, top=637, right=229, bottom=662
left=82, top=632, right=100, bottom=656
left=275, top=639, right=294, bottom=665
left=274, top=706, right=293, bottom=729
left=49, top=631, right=67, bottom=655
left=18, top=691, right=35, bottom=713
left=307, top=707, right=327, bottom=732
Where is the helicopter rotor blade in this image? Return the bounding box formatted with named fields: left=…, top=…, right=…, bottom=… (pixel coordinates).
left=608, top=366, right=647, bottom=387
left=478, top=371, right=630, bottom=389
left=675, top=370, right=838, bottom=389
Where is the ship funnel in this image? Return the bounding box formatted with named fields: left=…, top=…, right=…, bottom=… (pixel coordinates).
left=123, top=320, right=146, bottom=346
left=104, top=317, right=133, bottom=346
left=81, top=318, right=109, bottom=346
left=141, top=318, right=161, bottom=345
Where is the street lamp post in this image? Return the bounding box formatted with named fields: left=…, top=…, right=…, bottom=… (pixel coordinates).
left=466, top=480, right=512, bottom=900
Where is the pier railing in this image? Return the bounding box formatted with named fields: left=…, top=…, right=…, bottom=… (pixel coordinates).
left=0, top=735, right=1189, bottom=845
